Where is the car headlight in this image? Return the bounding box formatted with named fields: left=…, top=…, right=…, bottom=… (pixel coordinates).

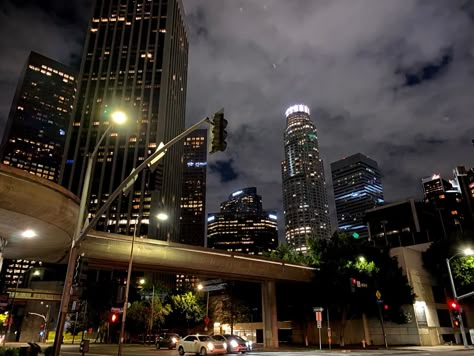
left=207, top=342, right=215, bottom=351
left=171, top=337, right=177, bottom=343
left=230, top=340, right=238, bottom=348
left=223, top=342, right=227, bottom=349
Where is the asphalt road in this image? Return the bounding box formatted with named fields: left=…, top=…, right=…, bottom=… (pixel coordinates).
left=51, top=344, right=474, bottom=356
left=6, top=343, right=474, bottom=356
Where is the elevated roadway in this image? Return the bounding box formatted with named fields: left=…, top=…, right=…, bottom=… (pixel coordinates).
left=0, top=165, right=316, bottom=347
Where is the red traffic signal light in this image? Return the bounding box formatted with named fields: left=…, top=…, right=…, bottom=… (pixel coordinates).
left=453, top=319, right=460, bottom=327
left=449, top=301, right=459, bottom=310
left=110, top=313, right=118, bottom=323
left=383, top=304, right=389, bottom=311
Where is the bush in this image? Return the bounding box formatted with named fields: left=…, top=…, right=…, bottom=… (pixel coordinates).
left=0, top=348, right=19, bottom=356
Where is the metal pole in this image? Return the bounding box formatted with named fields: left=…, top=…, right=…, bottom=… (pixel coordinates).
left=55, top=116, right=212, bottom=356
left=118, top=220, right=137, bottom=356
left=326, top=307, right=331, bottom=350
left=150, top=285, right=155, bottom=339
left=377, top=303, right=388, bottom=349
left=446, top=258, right=468, bottom=347
left=318, top=327, right=321, bottom=350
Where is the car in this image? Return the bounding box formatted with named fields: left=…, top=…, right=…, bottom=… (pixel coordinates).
left=156, top=333, right=180, bottom=349
left=177, top=334, right=227, bottom=356
left=212, top=334, right=252, bottom=354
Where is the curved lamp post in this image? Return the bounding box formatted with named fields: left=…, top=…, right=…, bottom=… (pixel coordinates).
left=446, top=248, right=473, bottom=348
left=53, top=111, right=127, bottom=356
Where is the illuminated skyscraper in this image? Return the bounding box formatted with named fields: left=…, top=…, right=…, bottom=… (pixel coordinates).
left=281, top=105, right=331, bottom=252
left=207, top=187, right=278, bottom=255
left=179, top=129, right=207, bottom=246
left=60, top=0, right=188, bottom=240
left=0, top=52, right=76, bottom=183
left=331, top=153, right=383, bottom=239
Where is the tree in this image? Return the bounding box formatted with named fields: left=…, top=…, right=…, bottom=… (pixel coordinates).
left=422, top=236, right=474, bottom=297
left=273, top=231, right=414, bottom=346
left=169, top=291, right=205, bottom=333
left=127, top=296, right=171, bottom=341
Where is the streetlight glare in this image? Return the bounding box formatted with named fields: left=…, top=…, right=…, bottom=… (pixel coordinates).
left=111, top=110, right=127, bottom=125
left=21, top=229, right=36, bottom=238
left=157, top=212, right=169, bottom=221
left=463, top=248, right=473, bottom=256
left=197, top=283, right=203, bottom=291
left=139, top=278, right=145, bottom=285
left=358, top=256, right=366, bottom=262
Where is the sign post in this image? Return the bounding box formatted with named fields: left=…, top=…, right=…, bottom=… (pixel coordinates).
left=313, top=307, right=324, bottom=350
left=375, top=290, right=388, bottom=349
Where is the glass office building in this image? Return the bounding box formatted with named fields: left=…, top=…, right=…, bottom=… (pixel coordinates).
left=281, top=104, right=331, bottom=252
left=207, top=188, right=278, bottom=255
left=331, top=153, right=383, bottom=239
left=60, top=0, right=188, bottom=240
left=0, top=52, right=76, bottom=183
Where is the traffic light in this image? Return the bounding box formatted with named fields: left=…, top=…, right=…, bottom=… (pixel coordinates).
left=110, top=313, right=118, bottom=323
left=383, top=304, right=389, bottom=311
left=208, top=110, right=228, bottom=154
left=349, top=278, right=357, bottom=293
left=449, top=300, right=461, bottom=327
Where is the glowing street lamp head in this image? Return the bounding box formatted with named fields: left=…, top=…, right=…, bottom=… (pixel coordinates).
left=358, top=256, right=366, bottom=262
left=111, top=110, right=127, bottom=125
left=21, top=229, right=37, bottom=238
left=157, top=212, right=169, bottom=221
left=139, top=278, right=145, bottom=285
left=197, top=283, right=203, bottom=291
left=463, top=248, right=474, bottom=256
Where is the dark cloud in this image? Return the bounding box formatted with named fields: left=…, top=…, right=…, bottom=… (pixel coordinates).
left=209, top=159, right=239, bottom=183
left=1, top=0, right=474, bottom=237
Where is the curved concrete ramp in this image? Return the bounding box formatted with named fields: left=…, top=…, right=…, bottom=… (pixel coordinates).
left=82, top=231, right=315, bottom=282
left=0, top=164, right=79, bottom=261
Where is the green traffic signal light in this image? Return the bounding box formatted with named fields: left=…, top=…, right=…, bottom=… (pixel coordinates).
left=352, top=232, right=360, bottom=239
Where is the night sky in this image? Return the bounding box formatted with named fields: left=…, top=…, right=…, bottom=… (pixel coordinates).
left=1, top=0, right=474, bottom=236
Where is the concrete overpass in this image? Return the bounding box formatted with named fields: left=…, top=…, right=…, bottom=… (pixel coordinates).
left=0, top=164, right=315, bottom=347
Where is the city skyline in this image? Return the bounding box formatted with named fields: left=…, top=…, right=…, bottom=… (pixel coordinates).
left=1, top=0, right=474, bottom=236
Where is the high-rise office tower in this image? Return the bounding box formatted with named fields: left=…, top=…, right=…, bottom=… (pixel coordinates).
left=179, top=129, right=207, bottom=246
left=331, top=153, right=384, bottom=239
left=422, top=174, right=464, bottom=237
left=61, top=0, right=188, bottom=240
left=451, top=166, right=474, bottom=226
left=0, top=52, right=76, bottom=183
left=207, top=187, right=278, bottom=255
left=281, top=104, right=331, bottom=252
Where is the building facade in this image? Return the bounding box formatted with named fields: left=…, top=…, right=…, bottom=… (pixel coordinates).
left=207, top=187, right=278, bottom=255
left=421, top=174, right=464, bottom=238
left=281, top=104, right=331, bottom=252
left=179, top=129, right=207, bottom=246
left=0, top=52, right=76, bottom=183
left=331, top=153, right=383, bottom=239
left=60, top=0, right=188, bottom=240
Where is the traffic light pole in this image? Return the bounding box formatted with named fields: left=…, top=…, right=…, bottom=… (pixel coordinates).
left=446, top=258, right=468, bottom=347
left=53, top=115, right=217, bottom=356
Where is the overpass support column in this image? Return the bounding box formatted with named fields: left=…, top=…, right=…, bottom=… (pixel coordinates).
left=261, top=280, right=278, bottom=348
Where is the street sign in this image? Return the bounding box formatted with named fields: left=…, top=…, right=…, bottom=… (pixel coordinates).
left=111, top=307, right=123, bottom=313
left=313, top=307, right=324, bottom=312
left=315, top=311, right=322, bottom=321
left=317, top=320, right=322, bottom=329
left=376, top=290, right=382, bottom=300
left=376, top=299, right=384, bottom=304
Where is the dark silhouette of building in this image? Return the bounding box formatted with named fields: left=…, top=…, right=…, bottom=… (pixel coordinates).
left=60, top=0, right=188, bottom=240
left=281, top=104, right=331, bottom=253
left=0, top=52, right=76, bottom=183
left=207, top=188, right=278, bottom=255
left=451, top=166, right=474, bottom=228
left=179, top=129, right=207, bottom=246
left=331, top=153, right=383, bottom=239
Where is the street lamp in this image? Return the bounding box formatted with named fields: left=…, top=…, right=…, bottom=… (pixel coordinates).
left=53, top=111, right=127, bottom=356
left=118, top=212, right=168, bottom=356
left=446, top=248, right=473, bottom=348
